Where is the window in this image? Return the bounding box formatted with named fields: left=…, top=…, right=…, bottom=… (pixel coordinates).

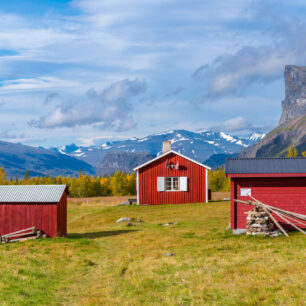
left=157, top=177, right=188, bottom=192
left=165, top=177, right=179, bottom=191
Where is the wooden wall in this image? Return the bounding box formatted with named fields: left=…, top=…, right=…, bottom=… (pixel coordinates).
left=138, top=152, right=207, bottom=205
left=231, top=177, right=306, bottom=229
left=0, top=192, right=67, bottom=237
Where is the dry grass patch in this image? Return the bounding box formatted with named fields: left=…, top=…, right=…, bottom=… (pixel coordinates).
left=68, top=195, right=132, bottom=207
left=0, top=199, right=305, bottom=305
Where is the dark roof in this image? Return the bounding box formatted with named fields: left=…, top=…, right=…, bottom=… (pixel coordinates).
left=225, top=157, right=306, bottom=174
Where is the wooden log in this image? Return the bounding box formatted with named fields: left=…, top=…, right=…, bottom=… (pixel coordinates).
left=2, top=227, right=36, bottom=238
left=235, top=198, right=306, bottom=221
left=260, top=205, right=288, bottom=237
left=9, top=235, right=38, bottom=243
left=273, top=211, right=306, bottom=235
left=281, top=214, right=306, bottom=227
left=250, top=196, right=306, bottom=221
left=248, top=196, right=289, bottom=237
left=235, top=198, right=288, bottom=237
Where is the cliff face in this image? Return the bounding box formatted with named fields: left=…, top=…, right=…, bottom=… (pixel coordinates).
left=241, top=65, right=306, bottom=157
left=279, top=65, right=306, bottom=124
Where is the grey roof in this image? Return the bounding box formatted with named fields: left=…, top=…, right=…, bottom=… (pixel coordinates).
left=0, top=185, right=67, bottom=203
left=225, top=158, right=306, bottom=174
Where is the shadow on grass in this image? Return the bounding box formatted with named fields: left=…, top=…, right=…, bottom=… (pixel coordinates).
left=67, top=230, right=138, bottom=239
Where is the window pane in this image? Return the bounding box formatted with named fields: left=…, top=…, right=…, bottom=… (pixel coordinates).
left=173, top=177, right=179, bottom=190
left=165, top=177, right=172, bottom=190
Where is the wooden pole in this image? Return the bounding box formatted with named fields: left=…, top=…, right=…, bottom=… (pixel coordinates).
left=273, top=211, right=306, bottom=235
left=281, top=214, right=306, bottom=227
left=250, top=196, right=306, bottom=221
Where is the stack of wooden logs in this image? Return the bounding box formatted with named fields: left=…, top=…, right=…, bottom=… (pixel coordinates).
left=0, top=227, right=46, bottom=244
left=235, top=196, right=306, bottom=237
left=246, top=206, right=280, bottom=236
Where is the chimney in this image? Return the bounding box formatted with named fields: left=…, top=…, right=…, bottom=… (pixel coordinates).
left=162, top=141, right=171, bottom=154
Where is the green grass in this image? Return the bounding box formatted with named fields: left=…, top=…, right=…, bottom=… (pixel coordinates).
left=0, top=200, right=305, bottom=305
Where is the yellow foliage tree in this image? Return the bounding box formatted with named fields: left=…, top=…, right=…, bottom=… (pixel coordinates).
left=208, top=167, right=230, bottom=192
left=287, top=145, right=298, bottom=157
left=0, top=167, right=137, bottom=198
left=0, top=167, right=7, bottom=184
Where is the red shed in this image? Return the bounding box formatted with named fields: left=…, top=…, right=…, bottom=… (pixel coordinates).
left=134, top=142, right=211, bottom=205
left=225, top=158, right=306, bottom=233
left=0, top=185, right=68, bottom=237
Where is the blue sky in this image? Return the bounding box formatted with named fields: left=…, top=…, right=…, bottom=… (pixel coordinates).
left=0, top=0, right=305, bottom=147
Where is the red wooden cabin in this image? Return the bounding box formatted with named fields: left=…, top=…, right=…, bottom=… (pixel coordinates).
left=225, top=158, right=306, bottom=233
left=0, top=185, right=68, bottom=237
left=134, top=142, right=211, bottom=205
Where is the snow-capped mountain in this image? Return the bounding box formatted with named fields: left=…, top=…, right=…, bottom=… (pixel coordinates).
left=55, top=130, right=265, bottom=168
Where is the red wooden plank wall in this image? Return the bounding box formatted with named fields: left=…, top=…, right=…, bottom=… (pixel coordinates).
left=57, top=193, right=67, bottom=237
left=138, top=152, right=207, bottom=205
left=0, top=203, right=59, bottom=237
left=231, top=177, right=306, bottom=229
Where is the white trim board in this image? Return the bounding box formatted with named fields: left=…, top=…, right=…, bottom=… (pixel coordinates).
left=136, top=171, right=139, bottom=205
left=133, top=150, right=211, bottom=171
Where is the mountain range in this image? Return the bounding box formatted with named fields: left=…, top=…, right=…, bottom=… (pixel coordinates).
left=55, top=130, right=265, bottom=172
left=0, top=130, right=265, bottom=177
left=0, top=141, right=95, bottom=177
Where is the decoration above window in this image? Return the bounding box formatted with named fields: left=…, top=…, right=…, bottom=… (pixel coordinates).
left=166, top=159, right=179, bottom=170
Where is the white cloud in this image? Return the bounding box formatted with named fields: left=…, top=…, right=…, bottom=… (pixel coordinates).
left=211, top=116, right=271, bottom=133
left=212, top=117, right=252, bottom=132
left=31, top=78, right=146, bottom=131
left=0, top=77, right=79, bottom=93
left=193, top=8, right=306, bottom=100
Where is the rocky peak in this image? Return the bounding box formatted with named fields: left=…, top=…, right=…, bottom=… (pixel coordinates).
left=279, top=65, right=306, bottom=124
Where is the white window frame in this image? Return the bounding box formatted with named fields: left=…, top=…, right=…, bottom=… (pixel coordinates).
left=164, top=177, right=180, bottom=191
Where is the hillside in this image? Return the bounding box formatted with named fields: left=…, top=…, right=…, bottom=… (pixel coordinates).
left=0, top=140, right=95, bottom=177
left=97, top=152, right=155, bottom=175
left=240, top=115, right=306, bottom=157
left=241, top=65, right=306, bottom=157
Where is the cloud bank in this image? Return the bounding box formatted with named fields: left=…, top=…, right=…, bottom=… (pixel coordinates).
left=31, top=79, right=146, bottom=131
left=193, top=16, right=306, bottom=100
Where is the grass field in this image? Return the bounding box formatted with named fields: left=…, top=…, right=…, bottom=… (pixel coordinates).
left=0, top=197, right=305, bottom=305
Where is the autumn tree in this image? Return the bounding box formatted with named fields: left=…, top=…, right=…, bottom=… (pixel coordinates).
left=4, top=170, right=137, bottom=197
left=0, top=167, right=7, bottom=184
left=208, top=166, right=230, bottom=192
left=287, top=145, right=298, bottom=157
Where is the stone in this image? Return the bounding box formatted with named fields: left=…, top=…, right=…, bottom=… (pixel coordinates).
left=162, top=252, right=174, bottom=257
left=162, top=222, right=178, bottom=227
left=232, top=229, right=247, bottom=235
left=116, top=217, right=132, bottom=223
left=117, top=200, right=132, bottom=206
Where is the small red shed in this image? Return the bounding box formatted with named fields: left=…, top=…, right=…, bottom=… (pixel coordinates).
left=134, top=142, right=211, bottom=205
left=225, top=158, right=306, bottom=233
left=0, top=185, right=68, bottom=237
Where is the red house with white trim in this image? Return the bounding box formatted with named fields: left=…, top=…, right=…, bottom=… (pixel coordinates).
left=134, top=142, right=211, bottom=205
left=225, top=158, right=306, bottom=233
